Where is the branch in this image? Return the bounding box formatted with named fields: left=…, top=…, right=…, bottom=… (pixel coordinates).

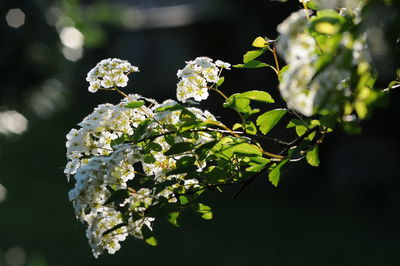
left=232, top=126, right=320, bottom=199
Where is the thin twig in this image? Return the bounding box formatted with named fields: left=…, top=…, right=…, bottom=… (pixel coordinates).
left=232, top=126, right=320, bottom=199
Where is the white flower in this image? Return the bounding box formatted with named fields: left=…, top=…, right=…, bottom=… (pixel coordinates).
left=89, top=80, right=101, bottom=93
left=193, top=56, right=213, bottom=68
left=215, top=60, right=231, bottom=69
left=176, top=57, right=230, bottom=103
left=115, top=75, right=128, bottom=87
left=177, top=65, right=194, bottom=78
left=86, top=58, right=139, bottom=93
left=193, top=87, right=209, bottom=101
left=100, top=76, right=114, bottom=88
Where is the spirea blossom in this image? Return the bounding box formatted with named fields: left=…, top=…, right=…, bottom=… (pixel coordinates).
left=276, top=10, right=356, bottom=116
left=176, top=57, right=230, bottom=103
left=66, top=60, right=220, bottom=257
left=86, top=58, right=139, bottom=93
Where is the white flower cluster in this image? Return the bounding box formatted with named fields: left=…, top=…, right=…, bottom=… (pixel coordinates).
left=277, top=10, right=353, bottom=116
left=65, top=94, right=151, bottom=179
left=66, top=65, right=219, bottom=257
left=176, top=57, right=230, bottom=103
left=86, top=58, right=139, bottom=93
left=68, top=144, right=155, bottom=257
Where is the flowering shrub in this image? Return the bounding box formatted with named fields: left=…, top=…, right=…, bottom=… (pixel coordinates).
left=65, top=0, right=399, bottom=258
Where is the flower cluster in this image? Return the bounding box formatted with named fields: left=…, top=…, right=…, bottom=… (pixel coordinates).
left=66, top=60, right=221, bottom=257
left=176, top=57, right=230, bottom=103
left=68, top=147, right=150, bottom=257
left=276, top=9, right=367, bottom=116
left=64, top=94, right=151, bottom=179
left=86, top=58, right=139, bottom=93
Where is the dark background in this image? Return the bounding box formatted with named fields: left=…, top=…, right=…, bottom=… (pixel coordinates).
left=1, top=0, right=400, bottom=265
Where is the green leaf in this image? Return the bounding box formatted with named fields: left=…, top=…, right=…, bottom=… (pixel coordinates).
left=179, top=195, right=189, bottom=205
left=155, top=103, right=183, bottom=113
left=111, top=133, right=131, bottom=147
left=180, top=109, right=197, bottom=123
left=244, top=121, right=257, bottom=134
left=245, top=164, right=266, bottom=172
left=167, top=212, right=180, bottom=227
left=234, top=60, right=273, bottom=69
left=142, top=224, right=157, bottom=246
left=310, top=10, right=345, bottom=35
left=146, top=236, right=158, bottom=246
left=389, top=80, right=400, bottom=89
left=243, top=49, right=266, bottom=63
left=205, top=165, right=229, bottom=183
left=268, top=159, right=289, bottom=187
left=167, top=165, right=198, bottom=175
left=238, top=90, right=274, bottom=103
left=176, top=156, right=196, bottom=167
left=225, top=91, right=273, bottom=114
left=104, top=189, right=129, bottom=205
left=193, top=203, right=213, bottom=220
left=212, top=138, right=261, bottom=158
left=245, top=157, right=271, bottom=173
left=164, top=142, right=194, bottom=156
left=278, top=65, right=289, bottom=82
left=354, top=101, right=368, bottom=119
left=133, top=119, right=152, bottom=142
left=164, top=134, right=175, bottom=146
left=231, top=143, right=262, bottom=157
left=154, top=180, right=176, bottom=195
left=306, top=0, right=318, bottom=10
left=287, top=119, right=308, bottom=136
left=125, top=100, right=145, bottom=108
left=148, top=142, right=163, bottom=152
left=232, top=123, right=243, bottom=130
left=256, top=109, right=287, bottom=135
left=195, top=140, right=218, bottom=160
left=216, top=77, right=225, bottom=87
left=234, top=97, right=251, bottom=113
left=144, top=154, right=156, bottom=164
left=306, top=146, right=320, bottom=167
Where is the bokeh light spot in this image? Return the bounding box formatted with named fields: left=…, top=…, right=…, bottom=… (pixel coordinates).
left=5, top=8, right=25, bottom=28
left=0, top=110, right=28, bottom=135
left=59, top=26, right=84, bottom=49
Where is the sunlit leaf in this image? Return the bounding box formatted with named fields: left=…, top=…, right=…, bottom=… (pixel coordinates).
left=238, top=90, right=274, bottom=103
left=234, top=60, right=273, bottom=69
left=155, top=103, right=183, bottom=113
left=244, top=121, right=257, bottom=134
left=164, top=142, right=194, bottom=156
left=193, top=203, right=213, bottom=220
left=256, top=109, right=287, bottom=135
left=252, top=36, right=270, bottom=48
left=306, top=146, right=320, bottom=167
left=167, top=212, right=180, bottom=227
left=125, top=100, right=145, bottom=109
left=243, top=49, right=266, bottom=63
left=268, top=159, right=289, bottom=187
left=216, top=77, right=225, bottom=87
left=142, top=224, right=157, bottom=246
